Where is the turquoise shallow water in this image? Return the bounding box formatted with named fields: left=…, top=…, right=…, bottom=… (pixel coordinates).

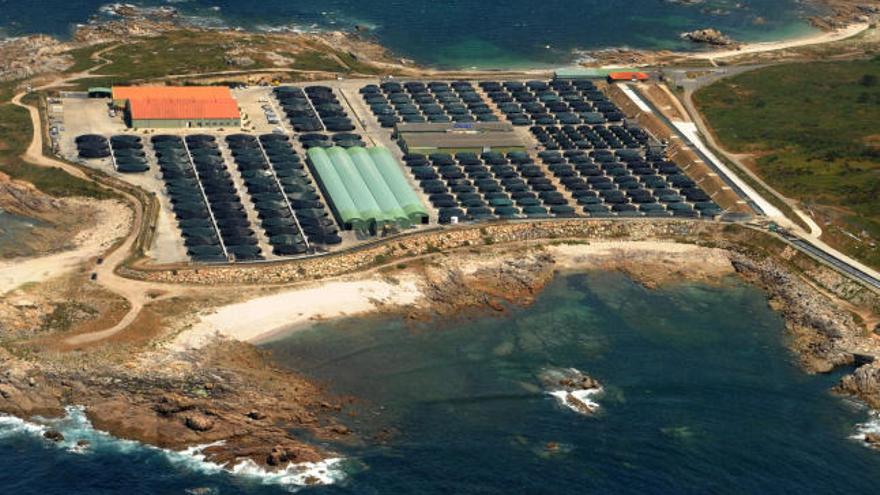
left=257, top=272, right=880, bottom=493
left=0, top=0, right=820, bottom=68
left=2, top=271, right=880, bottom=493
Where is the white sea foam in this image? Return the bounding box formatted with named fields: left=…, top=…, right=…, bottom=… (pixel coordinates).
left=254, top=23, right=322, bottom=35
left=851, top=410, right=880, bottom=445
left=0, top=413, right=47, bottom=438
left=0, top=406, right=348, bottom=487
left=230, top=457, right=348, bottom=486
left=548, top=388, right=603, bottom=415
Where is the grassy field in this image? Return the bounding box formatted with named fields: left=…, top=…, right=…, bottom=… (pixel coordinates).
left=0, top=103, right=111, bottom=199
left=694, top=57, right=880, bottom=268
left=96, top=30, right=382, bottom=81
left=63, top=42, right=114, bottom=74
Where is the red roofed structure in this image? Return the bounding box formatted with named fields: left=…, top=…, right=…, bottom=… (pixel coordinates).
left=115, top=86, right=241, bottom=128
left=607, top=72, right=650, bottom=83
left=128, top=98, right=241, bottom=121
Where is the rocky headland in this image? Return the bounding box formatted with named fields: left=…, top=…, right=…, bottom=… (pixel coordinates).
left=681, top=28, right=738, bottom=47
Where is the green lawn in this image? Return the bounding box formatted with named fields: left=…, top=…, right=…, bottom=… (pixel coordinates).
left=694, top=57, right=880, bottom=268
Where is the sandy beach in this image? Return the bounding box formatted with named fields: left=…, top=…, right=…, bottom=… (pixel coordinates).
left=171, top=276, right=423, bottom=351
left=686, top=22, right=871, bottom=61
left=170, top=241, right=736, bottom=350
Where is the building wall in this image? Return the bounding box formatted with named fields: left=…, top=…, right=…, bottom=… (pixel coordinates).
left=408, top=146, right=527, bottom=155
left=130, top=118, right=240, bottom=129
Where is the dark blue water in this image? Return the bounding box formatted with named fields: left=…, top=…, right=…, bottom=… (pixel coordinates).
left=259, top=273, right=880, bottom=493
left=3, top=272, right=878, bottom=493
left=0, top=0, right=820, bottom=68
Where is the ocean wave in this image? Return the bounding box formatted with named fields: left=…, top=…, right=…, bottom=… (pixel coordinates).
left=548, top=388, right=603, bottom=415
left=230, top=458, right=348, bottom=486
left=851, top=410, right=880, bottom=445
left=0, top=413, right=48, bottom=438
left=0, top=406, right=348, bottom=487
left=254, top=23, right=323, bottom=35
left=541, top=367, right=603, bottom=415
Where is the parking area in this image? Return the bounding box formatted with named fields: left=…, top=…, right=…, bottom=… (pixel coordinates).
left=234, top=87, right=286, bottom=135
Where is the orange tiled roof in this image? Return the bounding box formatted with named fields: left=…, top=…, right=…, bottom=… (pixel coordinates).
left=128, top=98, right=240, bottom=121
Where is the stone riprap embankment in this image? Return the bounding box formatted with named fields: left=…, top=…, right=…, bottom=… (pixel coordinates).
left=123, top=219, right=716, bottom=286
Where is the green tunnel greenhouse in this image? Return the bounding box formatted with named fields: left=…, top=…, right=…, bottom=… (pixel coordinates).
left=307, top=146, right=429, bottom=231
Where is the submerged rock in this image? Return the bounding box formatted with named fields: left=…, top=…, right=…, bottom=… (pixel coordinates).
left=43, top=430, right=64, bottom=442
left=541, top=368, right=604, bottom=415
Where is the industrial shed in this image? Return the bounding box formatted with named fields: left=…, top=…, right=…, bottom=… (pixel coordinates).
left=396, top=122, right=526, bottom=155
left=308, top=146, right=428, bottom=231
left=126, top=98, right=241, bottom=129
left=112, top=86, right=241, bottom=129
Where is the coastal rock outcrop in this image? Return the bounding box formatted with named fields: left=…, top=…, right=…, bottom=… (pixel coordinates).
left=836, top=364, right=880, bottom=409
left=43, top=430, right=64, bottom=442
left=541, top=368, right=603, bottom=416
left=729, top=255, right=860, bottom=373
left=0, top=172, right=62, bottom=218
left=681, top=28, right=737, bottom=46
left=412, top=252, right=556, bottom=320
left=184, top=413, right=215, bottom=432
left=0, top=341, right=347, bottom=472
left=267, top=445, right=290, bottom=466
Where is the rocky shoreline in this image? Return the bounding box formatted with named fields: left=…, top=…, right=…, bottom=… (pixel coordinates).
left=2, top=232, right=880, bottom=469
left=0, top=0, right=878, bottom=475
left=0, top=340, right=356, bottom=473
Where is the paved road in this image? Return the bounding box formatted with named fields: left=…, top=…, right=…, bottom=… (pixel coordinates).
left=789, top=237, right=880, bottom=291
left=670, top=66, right=824, bottom=237
left=623, top=84, right=769, bottom=216
left=622, top=81, right=880, bottom=292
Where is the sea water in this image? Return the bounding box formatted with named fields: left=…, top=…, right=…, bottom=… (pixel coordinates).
left=3, top=272, right=880, bottom=493
left=261, top=272, right=880, bottom=493
left=0, top=0, right=821, bottom=68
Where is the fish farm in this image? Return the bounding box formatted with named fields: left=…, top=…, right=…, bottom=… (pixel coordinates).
left=274, top=86, right=356, bottom=133
left=76, top=134, right=149, bottom=173
left=359, top=79, right=721, bottom=222
left=224, top=133, right=341, bottom=254
left=480, top=79, right=626, bottom=125
left=360, top=81, right=501, bottom=128
left=67, top=77, right=722, bottom=265
left=307, top=146, right=429, bottom=232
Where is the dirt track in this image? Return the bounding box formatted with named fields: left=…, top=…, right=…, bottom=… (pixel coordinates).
left=7, top=46, right=195, bottom=346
